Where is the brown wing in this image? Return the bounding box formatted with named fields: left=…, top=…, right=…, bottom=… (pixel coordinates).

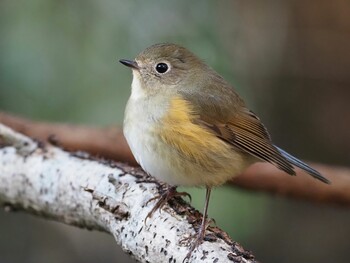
left=177, top=74, right=329, bottom=182
left=200, top=108, right=296, bottom=176
left=177, top=78, right=295, bottom=175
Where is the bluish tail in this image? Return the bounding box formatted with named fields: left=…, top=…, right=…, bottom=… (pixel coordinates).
left=275, top=146, right=330, bottom=184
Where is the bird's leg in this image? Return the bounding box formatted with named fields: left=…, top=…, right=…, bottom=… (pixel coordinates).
left=183, top=187, right=212, bottom=262
left=145, top=185, right=191, bottom=224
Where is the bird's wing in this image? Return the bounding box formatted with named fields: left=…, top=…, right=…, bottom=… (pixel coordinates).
left=188, top=96, right=330, bottom=183
left=198, top=108, right=296, bottom=176
left=177, top=73, right=329, bottom=183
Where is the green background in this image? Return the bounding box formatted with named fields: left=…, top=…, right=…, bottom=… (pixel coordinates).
left=1, top=1, right=349, bottom=262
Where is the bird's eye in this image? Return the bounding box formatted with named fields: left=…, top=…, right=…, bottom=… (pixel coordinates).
left=155, top=63, right=169, bottom=74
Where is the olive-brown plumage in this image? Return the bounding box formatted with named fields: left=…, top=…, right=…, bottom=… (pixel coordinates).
left=120, top=43, right=329, bottom=260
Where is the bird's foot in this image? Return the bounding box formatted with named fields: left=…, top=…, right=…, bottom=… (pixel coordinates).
left=145, top=186, right=191, bottom=224
left=182, top=187, right=213, bottom=262
left=181, top=216, right=210, bottom=262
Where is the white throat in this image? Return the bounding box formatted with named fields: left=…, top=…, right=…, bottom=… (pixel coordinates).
left=130, top=72, right=146, bottom=100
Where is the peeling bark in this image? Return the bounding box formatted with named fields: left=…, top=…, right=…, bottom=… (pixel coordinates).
left=0, top=124, right=256, bottom=263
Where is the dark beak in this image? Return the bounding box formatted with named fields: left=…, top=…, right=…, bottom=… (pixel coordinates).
left=119, top=59, right=139, bottom=70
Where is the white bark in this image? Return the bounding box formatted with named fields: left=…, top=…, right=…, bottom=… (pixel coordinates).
left=0, top=124, right=256, bottom=263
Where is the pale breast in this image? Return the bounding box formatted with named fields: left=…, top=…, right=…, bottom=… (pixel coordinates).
left=124, top=95, right=254, bottom=187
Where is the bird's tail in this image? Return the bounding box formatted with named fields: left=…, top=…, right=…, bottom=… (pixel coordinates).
left=274, top=146, right=330, bottom=184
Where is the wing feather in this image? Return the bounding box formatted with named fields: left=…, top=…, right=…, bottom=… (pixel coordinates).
left=178, top=85, right=329, bottom=183
left=227, top=123, right=295, bottom=175
left=201, top=110, right=295, bottom=175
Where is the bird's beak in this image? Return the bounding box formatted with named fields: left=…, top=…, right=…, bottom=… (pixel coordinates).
left=119, top=59, right=139, bottom=70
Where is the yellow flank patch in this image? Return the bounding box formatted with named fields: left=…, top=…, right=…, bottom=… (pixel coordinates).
left=158, top=96, right=230, bottom=170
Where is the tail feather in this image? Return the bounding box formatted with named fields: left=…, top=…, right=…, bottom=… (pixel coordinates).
left=275, top=146, right=330, bottom=184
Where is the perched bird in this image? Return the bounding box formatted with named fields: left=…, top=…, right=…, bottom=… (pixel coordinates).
left=120, top=43, right=330, bottom=259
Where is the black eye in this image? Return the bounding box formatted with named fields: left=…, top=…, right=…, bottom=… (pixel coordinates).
left=155, top=63, right=169, bottom=73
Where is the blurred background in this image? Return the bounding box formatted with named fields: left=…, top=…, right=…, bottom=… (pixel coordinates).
left=0, top=0, right=349, bottom=262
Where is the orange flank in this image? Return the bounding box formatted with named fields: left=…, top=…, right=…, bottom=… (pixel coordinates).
left=158, top=96, right=237, bottom=175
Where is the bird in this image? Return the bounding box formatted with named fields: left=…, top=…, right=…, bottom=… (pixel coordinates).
left=119, top=43, right=330, bottom=260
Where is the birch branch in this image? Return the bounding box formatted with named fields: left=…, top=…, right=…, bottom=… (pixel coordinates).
left=0, top=123, right=256, bottom=263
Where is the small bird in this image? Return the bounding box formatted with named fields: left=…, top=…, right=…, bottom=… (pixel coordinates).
left=120, top=43, right=330, bottom=259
